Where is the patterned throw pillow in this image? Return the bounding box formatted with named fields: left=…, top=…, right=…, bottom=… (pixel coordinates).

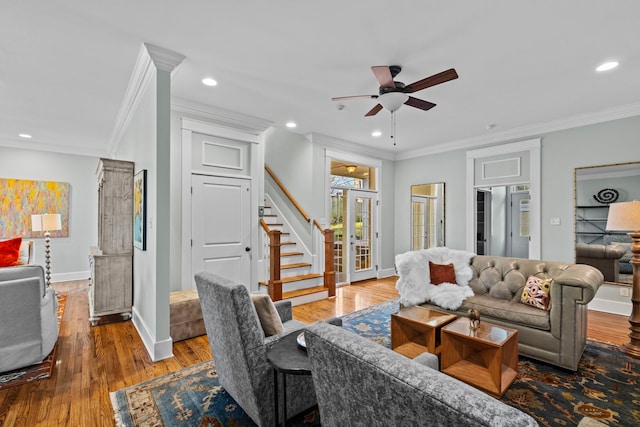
left=429, top=261, right=457, bottom=285
left=521, top=276, right=551, bottom=310
left=0, top=237, right=22, bottom=267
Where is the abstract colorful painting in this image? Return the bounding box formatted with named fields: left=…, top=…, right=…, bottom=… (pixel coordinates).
left=0, top=178, right=69, bottom=238
left=133, top=169, right=146, bottom=250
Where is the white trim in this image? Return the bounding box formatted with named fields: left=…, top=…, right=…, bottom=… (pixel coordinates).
left=311, top=133, right=396, bottom=161
left=131, top=306, right=174, bottom=362
left=378, top=267, right=397, bottom=278
left=201, top=140, right=244, bottom=170
left=466, top=138, right=541, bottom=258
left=481, top=157, right=521, bottom=180
left=588, top=298, right=632, bottom=316
left=143, top=43, right=185, bottom=75
left=51, top=270, right=90, bottom=283
left=0, top=138, right=108, bottom=158
left=397, top=101, right=640, bottom=161
left=182, top=118, right=260, bottom=143
left=172, top=97, right=273, bottom=132
left=108, top=44, right=185, bottom=157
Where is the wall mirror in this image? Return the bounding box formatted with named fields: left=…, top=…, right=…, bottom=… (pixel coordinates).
left=575, top=161, right=640, bottom=285
left=411, top=183, right=445, bottom=250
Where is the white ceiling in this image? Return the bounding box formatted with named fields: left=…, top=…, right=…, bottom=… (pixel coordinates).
left=2, top=1, right=640, bottom=159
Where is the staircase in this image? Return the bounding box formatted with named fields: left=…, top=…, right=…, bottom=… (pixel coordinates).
left=259, top=206, right=331, bottom=306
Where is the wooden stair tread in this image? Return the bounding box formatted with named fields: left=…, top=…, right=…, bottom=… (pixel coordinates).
left=259, top=273, right=322, bottom=286
left=282, top=262, right=311, bottom=269
left=281, top=241, right=296, bottom=246
left=283, top=286, right=329, bottom=299
left=281, top=251, right=303, bottom=257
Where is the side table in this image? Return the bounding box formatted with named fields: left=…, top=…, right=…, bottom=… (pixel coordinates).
left=441, top=317, right=518, bottom=397
left=266, top=331, right=311, bottom=427
left=391, top=305, right=457, bottom=358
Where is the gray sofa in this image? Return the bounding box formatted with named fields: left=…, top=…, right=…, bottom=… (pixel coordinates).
left=0, top=265, right=59, bottom=372
left=397, top=253, right=603, bottom=371
left=576, top=243, right=625, bottom=282
left=305, top=321, right=537, bottom=427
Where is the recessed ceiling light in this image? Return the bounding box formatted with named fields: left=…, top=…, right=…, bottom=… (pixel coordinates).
left=202, top=77, right=218, bottom=86
left=596, top=61, right=619, bottom=72
left=19, top=133, right=32, bottom=139
left=286, top=121, right=297, bottom=128
left=371, top=130, right=382, bottom=137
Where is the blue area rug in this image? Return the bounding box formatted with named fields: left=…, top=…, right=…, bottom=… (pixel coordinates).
left=111, top=298, right=640, bottom=426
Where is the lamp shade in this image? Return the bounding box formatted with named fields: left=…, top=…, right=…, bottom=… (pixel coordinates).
left=31, top=213, right=62, bottom=232
left=606, top=201, right=640, bottom=232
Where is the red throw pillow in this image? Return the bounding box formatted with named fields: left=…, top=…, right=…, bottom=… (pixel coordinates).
left=429, top=261, right=457, bottom=285
left=0, top=237, right=22, bottom=267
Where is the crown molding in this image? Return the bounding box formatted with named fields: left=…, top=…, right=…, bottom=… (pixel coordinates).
left=308, top=132, right=396, bottom=161
left=171, top=97, right=273, bottom=133
left=108, top=43, right=185, bottom=156
left=143, top=43, right=186, bottom=75
left=0, top=137, right=107, bottom=158
left=396, top=101, right=640, bottom=161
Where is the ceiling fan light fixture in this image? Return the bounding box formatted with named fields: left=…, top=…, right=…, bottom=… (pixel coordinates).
left=378, top=92, right=409, bottom=112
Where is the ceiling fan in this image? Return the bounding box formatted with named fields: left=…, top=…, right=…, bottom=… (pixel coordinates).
left=332, top=65, right=458, bottom=117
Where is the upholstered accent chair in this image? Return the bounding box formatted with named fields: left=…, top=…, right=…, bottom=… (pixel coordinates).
left=305, top=321, right=538, bottom=427
left=194, top=272, right=318, bottom=427
left=0, top=264, right=58, bottom=372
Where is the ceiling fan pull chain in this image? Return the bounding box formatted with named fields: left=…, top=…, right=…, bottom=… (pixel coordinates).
left=391, top=111, right=396, bottom=146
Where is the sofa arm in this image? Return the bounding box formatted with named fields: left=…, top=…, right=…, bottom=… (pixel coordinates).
left=553, top=264, right=604, bottom=304
left=274, top=299, right=293, bottom=322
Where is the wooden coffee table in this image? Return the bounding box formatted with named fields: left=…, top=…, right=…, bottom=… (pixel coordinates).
left=391, top=305, right=457, bottom=358
left=441, top=317, right=518, bottom=397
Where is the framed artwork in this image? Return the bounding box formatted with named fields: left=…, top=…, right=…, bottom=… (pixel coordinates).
left=133, top=169, right=147, bottom=250
left=0, top=178, right=70, bottom=238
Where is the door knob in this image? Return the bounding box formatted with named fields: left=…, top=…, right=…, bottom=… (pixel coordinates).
left=245, top=247, right=251, bottom=252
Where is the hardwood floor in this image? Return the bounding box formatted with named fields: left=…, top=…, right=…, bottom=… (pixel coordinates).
left=0, top=277, right=630, bottom=426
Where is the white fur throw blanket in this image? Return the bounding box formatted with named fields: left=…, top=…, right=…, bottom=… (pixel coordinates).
left=395, top=247, right=476, bottom=309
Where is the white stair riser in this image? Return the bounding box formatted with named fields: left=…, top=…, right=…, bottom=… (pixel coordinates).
left=288, top=290, right=329, bottom=306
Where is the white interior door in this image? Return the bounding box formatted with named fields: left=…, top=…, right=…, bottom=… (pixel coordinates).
left=191, top=174, right=251, bottom=289
left=348, top=190, right=377, bottom=282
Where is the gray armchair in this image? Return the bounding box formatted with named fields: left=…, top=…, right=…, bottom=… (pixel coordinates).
left=305, top=321, right=538, bottom=427
left=194, top=271, right=316, bottom=427
left=0, top=265, right=58, bottom=372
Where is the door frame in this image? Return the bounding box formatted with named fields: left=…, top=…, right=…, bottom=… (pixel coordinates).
left=325, top=149, right=381, bottom=284
left=411, top=195, right=429, bottom=250
left=181, top=118, right=264, bottom=291
left=466, top=139, right=541, bottom=258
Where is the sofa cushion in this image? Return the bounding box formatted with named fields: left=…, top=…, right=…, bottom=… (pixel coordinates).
left=250, top=294, right=284, bottom=336
left=462, top=295, right=550, bottom=330
left=521, top=276, right=551, bottom=310
left=429, top=262, right=457, bottom=285
left=0, top=237, right=22, bottom=267
left=17, top=240, right=32, bottom=265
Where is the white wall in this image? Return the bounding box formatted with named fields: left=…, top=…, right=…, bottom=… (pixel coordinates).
left=0, top=146, right=98, bottom=281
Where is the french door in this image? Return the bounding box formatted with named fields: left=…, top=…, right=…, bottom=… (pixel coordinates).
left=347, top=189, right=377, bottom=282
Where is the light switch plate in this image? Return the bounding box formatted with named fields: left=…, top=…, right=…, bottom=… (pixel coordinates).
left=550, top=218, right=561, bottom=225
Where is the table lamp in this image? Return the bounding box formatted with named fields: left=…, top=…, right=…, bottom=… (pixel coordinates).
left=31, top=213, right=62, bottom=287
left=606, top=200, right=640, bottom=358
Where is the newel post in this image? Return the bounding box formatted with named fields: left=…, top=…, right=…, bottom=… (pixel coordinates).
left=323, top=228, right=336, bottom=297
left=268, top=229, right=282, bottom=301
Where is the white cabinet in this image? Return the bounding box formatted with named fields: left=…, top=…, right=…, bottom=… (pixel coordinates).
left=89, top=158, right=134, bottom=325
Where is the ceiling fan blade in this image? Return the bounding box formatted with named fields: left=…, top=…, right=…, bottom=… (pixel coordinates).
left=404, top=96, right=436, bottom=111
left=405, top=68, right=459, bottom=93
left=371, top=66, right=395, bottom=89
left=331, top=95, right=378, bottom=101
left=365, top=104, right=383, bottom=117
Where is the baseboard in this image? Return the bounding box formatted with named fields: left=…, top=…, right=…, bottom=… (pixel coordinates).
left=588, top=297, right=632, bottom=316
left=378, top=267, right=397, bottom=278
left=51, top=270, right=90, bottom=283
left=131, top=306, right=174, bottom=362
